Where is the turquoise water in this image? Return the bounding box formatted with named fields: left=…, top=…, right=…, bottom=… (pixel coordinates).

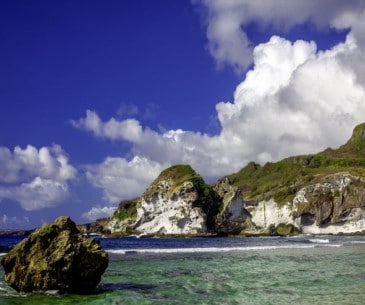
left=1, top=236, right=365, bottom=304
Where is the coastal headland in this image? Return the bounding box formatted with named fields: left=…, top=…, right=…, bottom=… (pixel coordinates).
left=76, top=123, right=365, bottom=237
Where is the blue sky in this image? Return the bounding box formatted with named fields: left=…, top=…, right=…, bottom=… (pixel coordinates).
left=1, top=0, right=365, bottom=229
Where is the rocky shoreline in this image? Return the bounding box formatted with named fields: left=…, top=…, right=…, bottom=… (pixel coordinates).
left=0, top=230, right=33, bottom=237
left=81, top=123, right=365, bottom=237
left=2, top=123, right=365, bottom=238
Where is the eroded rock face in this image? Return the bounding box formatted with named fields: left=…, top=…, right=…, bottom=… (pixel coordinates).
left=292, top=175, right=365, bottom=234
left=134, top=180, right=208, bottom=235
left=245, top=175, right=365, bottom=235
left=247, top=199, right=295, bottom=234
left=1, top=216, right=108, bottom=293
left=106, top=165, right=218, bottom=236
left=88, top=123, right=365, bottom=236
left=293, top=176, right=365, bottom=225
left=213, top=178, right=249, bottom=234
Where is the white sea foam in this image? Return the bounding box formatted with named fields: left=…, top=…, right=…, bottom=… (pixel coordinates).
left=320, top=244, right=342, bottom=248
left=0, top=285, right=26, bottom=298
left=107, top=244, right=322, bottom=255
left=350, top=241, right=365, bottom=244
left=0, top=253, right=6, bottom=257
left=43, top=290, right=60, bottom=296
left=309, top=239, right=330, bottom=244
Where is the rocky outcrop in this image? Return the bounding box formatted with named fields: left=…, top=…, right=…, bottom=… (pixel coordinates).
left=244, top=175, right=365, bottom=235
left=213, top=178, right=250, bottom=234
left=106, top=165, right=218, bottom=236
left=203, top=174, right=364, bottom=236
left=134, top=181, right=207, bottom=235
left=77, top=218, right=111, bottom=236
left=91, top=123, right=365, bottom=237
left=1, top=216, right=108, bottom=293
left=101, top=174, right=365, bottom=237
left=244, top=199, right=295, bottom=235
left=0, top=230, right=33, bottom=236
left=292, top=175, right=365, bottom=234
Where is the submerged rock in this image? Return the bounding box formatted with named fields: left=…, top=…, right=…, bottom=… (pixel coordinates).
left=1, top=216, right=108, bottom=293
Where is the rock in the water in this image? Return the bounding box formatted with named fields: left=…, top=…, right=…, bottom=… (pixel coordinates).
left=1, top=216, right=108, bottom=293
left=106, top=164, right=218, bottom=236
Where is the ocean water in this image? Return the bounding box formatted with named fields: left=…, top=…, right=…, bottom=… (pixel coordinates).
left=1, top=235, right=365, bottom=305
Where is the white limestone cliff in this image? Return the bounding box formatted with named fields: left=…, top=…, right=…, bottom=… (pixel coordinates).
left=106, top=165, right=212, bottom=236
left=134, top=181, right=207, bottom=235
left=244, top=174, right=365, bottom=235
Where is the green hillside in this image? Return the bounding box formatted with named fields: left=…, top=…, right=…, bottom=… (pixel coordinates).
left=226, top=123, right=365, bottom=205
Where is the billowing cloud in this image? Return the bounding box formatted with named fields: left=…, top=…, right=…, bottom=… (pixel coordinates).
left=82, top=206, right=117, bottom=222
left=85, top=156, right=163, bottom=203
left=73, top=33, right=365, bottom=184
left=194, top=0, right=365, bottom=72
left=0, top=144, right=76, bottom=184
left=72, top=1, right=365, bottom=204
left=0, top=144, right=77, bottom=210
left=71, top=110, right=143, bottom=142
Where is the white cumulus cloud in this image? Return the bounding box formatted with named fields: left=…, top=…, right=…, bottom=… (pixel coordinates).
left=72, top=1, right=365, bottom=203
left=0, top=144, right=77, bottom=210
left=85, top=156, right=163, bottom=203
left=82, top=205, right=117, bottom=222
left=71, top=110, right=143, bottom=142
left=73, top=33, right=365, bottom=184
left=194, top=0, right=365, bottom=72
left=0, top=144, right=76, bottom=183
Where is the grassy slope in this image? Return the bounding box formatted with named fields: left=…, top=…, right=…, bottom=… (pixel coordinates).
left=225, top=123, right=365, bottom=205
left=143, top=164, right=211, bottom=199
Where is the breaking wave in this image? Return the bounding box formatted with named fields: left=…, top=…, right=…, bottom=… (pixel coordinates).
left=308, top=239, right=330, bottom=244
left=107, top=244, right=338, bottom=255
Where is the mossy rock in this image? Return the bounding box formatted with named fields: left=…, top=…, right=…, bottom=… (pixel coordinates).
left=1, top=216, right=108, bottom=293
left=275, top=223, right=301, bottom=236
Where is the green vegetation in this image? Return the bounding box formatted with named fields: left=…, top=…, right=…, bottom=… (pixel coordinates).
left=34, top=224, right=55, bottom=237
left=114, top=199, right=137, bottom=221
left=159, top=164, right=202, bottom=187
left=227, top=122, right=365, bottom=204
left=189, top=176, right=213, bottom=203
left=144, top=164, right=212, bottom=200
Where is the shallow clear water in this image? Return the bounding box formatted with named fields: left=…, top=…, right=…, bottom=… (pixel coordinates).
left=1, top=235, right=365, bottom=304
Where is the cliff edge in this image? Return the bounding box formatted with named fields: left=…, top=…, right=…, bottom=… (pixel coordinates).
left=105, top=165, right=218, bottom=236
left=91, top=123, right=365, bottom=236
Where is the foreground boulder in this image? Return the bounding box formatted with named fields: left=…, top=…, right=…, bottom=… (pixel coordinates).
left=1, top=216, right=108, bottom=293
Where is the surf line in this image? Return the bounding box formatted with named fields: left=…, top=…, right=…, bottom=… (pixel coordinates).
left=106, top=244, right=335, bottom=255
